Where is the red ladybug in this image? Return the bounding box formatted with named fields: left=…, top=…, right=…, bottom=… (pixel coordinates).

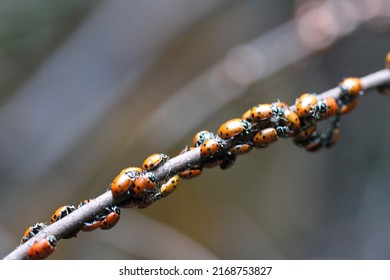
left=27, top=235, right=57, bottom=260
left=100, top=206, right=121, bottom=230
left=110, top=167, right=141, bottom=197
left=132, top=173, right=156, bottom=197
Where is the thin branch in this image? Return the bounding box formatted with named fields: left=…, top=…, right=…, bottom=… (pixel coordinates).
left=3, top=68, right=390, bottom=260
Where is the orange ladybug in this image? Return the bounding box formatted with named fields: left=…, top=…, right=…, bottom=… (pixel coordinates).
left=132, top=173, right=156, bottom=197
left=218, top=118, right=251, bottom=139
left=110, top=167, right=141, bottom=197
left=253, top=128, right=278, bottom=148
left=200, top=138, right=222, bottom=157
left=27, top=235, right=57, bottom=260
left=339, top=77, right=363, bottom=97
left=295, top=93, right=318, bottom=118
left=142, top=153, right=169, bottom=171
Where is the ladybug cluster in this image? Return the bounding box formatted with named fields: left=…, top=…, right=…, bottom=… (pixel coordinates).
left=20, top=202, right=121, bottom=259
left=20, top=153, right=179, bottom=259
left=17, top=76, right=364, bottom=260
left=18, top=52, right=390, bottom=260
left=109, top=153, right=180, bottom=209
left=106, top=76, right=364, bottom=208
left=181, top=76, right=363, bottom=164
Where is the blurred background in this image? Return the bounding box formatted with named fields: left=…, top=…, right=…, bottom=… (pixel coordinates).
left=0, top=0, right=390, bottom=260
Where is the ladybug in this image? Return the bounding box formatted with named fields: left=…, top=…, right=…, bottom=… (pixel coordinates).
left=277, top=108, right=300, bottom=137
left=229, top=143, right=252, bottom=156
left=295, top=93, right=318, bottom=118
left=200, top=138, right=223, bottom=157
left=218, top=118, right=251, bottom=140
left=339, top=97, right=358, bottom=115
left=295, top=117, right=340, bottom=151
left=302, top=133, right=323, bottom=152
left=81, top=220, right=102, bottom=232
left=250, top=103, right=278, bottom=127
left=339, top=77, right=363, bottom=97
left=317, top=97, right=339, bottom=119
left=110, top=167, right=141, bottom=197
left=294, top=123, right=317, bottom=142
left=160, top=175, right=180, bottom=197
left=51, top=205, right=76, bottom=223
left=51, top=204, right=78, bottom=238
left=253, top=127, right=278, bottom=148
left=219, top=151, right=237, bottom=170
left=100, top=206, right=121, bottom=230
left=27, top=235, right=57, bottom=260
left=142, top=153, right=169, bottom=171
left=193, top=130, right=214, bottom=147
left=294, top=131, right=324, bottom=152
left=132, top=172, right=156, bottom=197
left=241, top=108, right=253, bottom=122
left=179, top=166, right=203, bottom=180
left=20, top=223, right=46, bottom=244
